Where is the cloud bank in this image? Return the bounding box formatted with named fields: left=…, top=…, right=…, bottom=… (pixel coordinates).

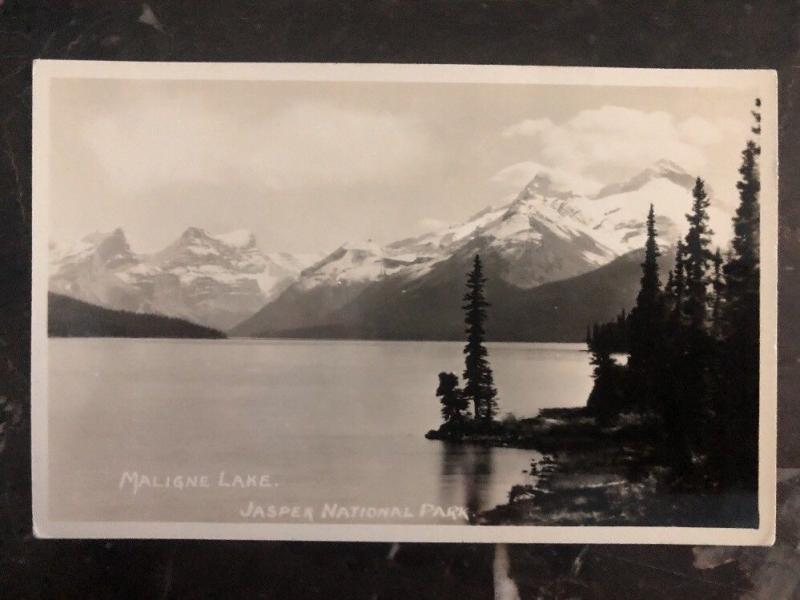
left=85, top=99, right=433, bottom=195
left=496, top=105, right=751, bottom=204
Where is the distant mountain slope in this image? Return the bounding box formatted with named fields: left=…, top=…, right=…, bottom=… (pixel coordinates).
left=48, top=293, right=225, bottom=339
left=232, top=161, right=720, bottom=339
left=55, top=160, right=726, bottom=340
left=49, top=228, right=321, bottom=330
left=238, top=249, right=674, bottom=342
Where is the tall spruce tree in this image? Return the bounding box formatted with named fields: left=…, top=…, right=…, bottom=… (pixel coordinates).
left=462, top=255, right=498, bottom=422
left=720, top=98, right=762, bottom=489
left=670, top=240, right=688, bottom=320
left=683, top=178, right=714, bottom=329
left=724, top=100, right=761, bottom=326
left=659, top=241, right=686, bottom=466
left=675, top=177, right=717, bottom=477
left=659, top=184, right=718, bottom=481
left=627, top=204, right=664, bottom=412
left=710, top=248, right=725, bottom=337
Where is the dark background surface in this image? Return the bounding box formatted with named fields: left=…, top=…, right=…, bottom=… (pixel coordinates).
left=1, top=1, right=799, bottom=598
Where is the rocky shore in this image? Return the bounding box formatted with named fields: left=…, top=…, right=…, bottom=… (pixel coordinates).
left=427, top=407, right=758, bottom=528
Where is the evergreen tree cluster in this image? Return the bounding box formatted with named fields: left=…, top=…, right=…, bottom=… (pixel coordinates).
left=586, top=309, right=630, bottom=355
left=586, top=100, right=762, bottom=492
left=436, top=371, right=468, bottom=423
left=436, top=254, right=500, bottom=429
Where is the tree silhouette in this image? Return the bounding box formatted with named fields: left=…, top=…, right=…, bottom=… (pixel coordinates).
left=462, top=254, right=498, bottom=423
left=683, top=177, right=714, bottom=329
left=710, top=248, right=725, bottom=337
left=436, top=372, right=468, bottom=424
left=585, top=310, right=630, bottom=354
left=580, top=99, right=764, bottom=496
left=719, top=98, right=762, bottom=489
left=627, top=204, right=664, bottom=412
left=670, top=177, right=716, bottom=478
left=586, top=329, right=626, bottom=423
left=669, top=240, right=688, bottom=321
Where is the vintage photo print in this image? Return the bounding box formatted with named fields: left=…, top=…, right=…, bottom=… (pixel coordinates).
left=32, top=61, right=777, bottom=544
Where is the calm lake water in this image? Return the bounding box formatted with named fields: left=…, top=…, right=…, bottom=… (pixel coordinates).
left=48, top=338, right=592, bottom=524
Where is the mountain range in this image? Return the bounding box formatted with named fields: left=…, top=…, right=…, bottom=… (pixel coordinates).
left=50, top=160, right=728, bottom=341
left=49, top=227, right=321, bottom=330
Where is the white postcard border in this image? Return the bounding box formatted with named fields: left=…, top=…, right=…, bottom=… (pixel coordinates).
left=31, top=60, right=778, bottom=545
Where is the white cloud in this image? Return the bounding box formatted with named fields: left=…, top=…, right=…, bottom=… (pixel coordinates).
left=502, top=117, right=554, bottom=138
left=497, top=105, right=749, bottom=206
left=84, top=99, right=433, bottom=195
left=242, top=102, right=431, bottom=189
left=524, top=106, right=708, bottom=173
left=678, top=115, right=724, bottom=146
left=490, top=161, right=600, bottom=196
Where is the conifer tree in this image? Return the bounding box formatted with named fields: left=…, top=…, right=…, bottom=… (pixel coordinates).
left=586, top=329, right=626, bottom=423
left=627, top=204, right=664, bottom=412
left=639, top=205, right=662, bottom=306
left=462, top=255, right=498, bottom=422
left=672, top=177, right=718, bottom=476
left=658, top=242, right=686, bottom=466
left=720, top=98, right=762, bottom=489
left=683, top=178, right=714, bottom=329
left=724, top=99, right=761, bottom=329
left=710, top=248, right=725, bottom=337
left=659, top=189, right=716, bottom=481
left=670, top=240, right=688, bottom=320
left=436, top=372, right=468, bottom=424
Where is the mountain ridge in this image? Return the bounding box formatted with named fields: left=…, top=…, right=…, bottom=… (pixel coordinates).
left=51, top=160, right=729, bottom=339
left=48, top=293, right=226, bottom=339
left=49, top=227, right=321, bottom=330
left=235, top=248, right=675, bottom=342
left=232, top=161, right=714, bottom=339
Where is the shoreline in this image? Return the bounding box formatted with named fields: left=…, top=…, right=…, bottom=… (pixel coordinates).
left=427, top=408, right=759, bottom=528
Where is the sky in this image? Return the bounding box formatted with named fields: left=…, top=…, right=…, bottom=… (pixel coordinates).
left=49, top=76, right=758, bottom=255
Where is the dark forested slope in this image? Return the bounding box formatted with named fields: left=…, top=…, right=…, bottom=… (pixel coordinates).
left=48, top=293, right=225, bottom=339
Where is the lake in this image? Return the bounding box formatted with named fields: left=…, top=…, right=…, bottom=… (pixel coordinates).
left=47, top=338, right=593, bottom=525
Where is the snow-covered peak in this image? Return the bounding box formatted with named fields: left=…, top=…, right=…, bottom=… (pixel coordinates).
left=80, top=227, right=127, bottom=245
left=212, top=229, right=257, bottom=249
left=173, top=227, right=258, bottom=249
left=50, top=226, right=322, bottom=329
left=652, top=158, right=686, bottom=173
left=515, top=172, right=578, bottom=203
left=265, top=251, right=325, bottom=274
left=594, top=160, right=695, bottom=199
left=50, top=228, right=138, bottom=273
left=390, top=205, right=509, bottom=256
left=339, top=239, right=385, bottom=255
left=296, top=234, right=444, bottom=289
left=155, top=227, right=265, bottom=274
left=177, top=226, right=213, bottom=243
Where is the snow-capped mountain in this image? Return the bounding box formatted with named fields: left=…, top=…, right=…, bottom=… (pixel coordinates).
left=232, top=161, right=729, bottom=338
left=49, top=228, right=320, bottom=330
left=52, top=160, right=731, bottom=339
left=288, top=160, right=723, bottom=292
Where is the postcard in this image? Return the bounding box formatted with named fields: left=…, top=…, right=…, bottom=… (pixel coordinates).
left=32, top=61, right=777, bottom=544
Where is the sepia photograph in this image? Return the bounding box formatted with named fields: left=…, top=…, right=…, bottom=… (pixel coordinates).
left=31, top=61, right=777, bottom=544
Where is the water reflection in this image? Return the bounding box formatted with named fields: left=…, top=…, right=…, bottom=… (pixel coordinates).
left=50, top=339, right=582, bottom=523
left=438, top=441, right=495, bottom=523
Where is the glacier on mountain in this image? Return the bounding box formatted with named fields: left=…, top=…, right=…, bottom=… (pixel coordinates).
left=49, top=227, right=320, bottom=330
left=51, top=160, right=733, bottom=335
left=284, top=160, right=726, bottom=295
